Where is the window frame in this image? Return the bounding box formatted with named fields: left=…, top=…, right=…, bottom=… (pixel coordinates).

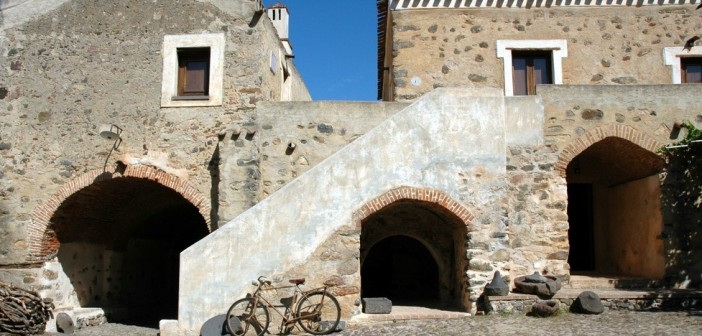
left=663, top=47, right=702, bottom=84
left=511, top=50, right=553, bottom=96
left=496, top=40, right=568, bottom=96
left=681, top=57, right=702, bottom=83
left=177, top=47, right=211, bottom=97
left=161, top=33, right=225, bottom=107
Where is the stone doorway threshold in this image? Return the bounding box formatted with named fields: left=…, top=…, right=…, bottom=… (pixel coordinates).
left=350, top=305, right=470, bottom=323
left=568, top=274, right=662, bottom=289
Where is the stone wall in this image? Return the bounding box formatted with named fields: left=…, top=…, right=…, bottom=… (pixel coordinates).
left=0, top=0, right=311, bottom=323
left=506, top=145, right=569, bottom=282
left=538, top=85, right=701, bottom=150
left=387, top=5, right=701, bottom=101
left=488, top=294, right=702, bottom=315
left=0, top=0, right=309, bottom=266
left=214, top=101, right=408, bottom=223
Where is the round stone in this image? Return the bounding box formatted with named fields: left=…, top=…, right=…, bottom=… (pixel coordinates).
left=531, top=300, right=560, bottom=317
left=573, top=291, right=604, bottom=314
left=56, top=312, right=75, bottom=334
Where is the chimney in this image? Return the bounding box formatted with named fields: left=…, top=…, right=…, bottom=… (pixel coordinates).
left=267, top=2, right=293, bottom=57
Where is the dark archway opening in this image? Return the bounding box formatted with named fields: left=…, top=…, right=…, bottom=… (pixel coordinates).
left=360, top=200, right=467, bottom=311
left=51, top=177, right=208, bottom=327
left=361, top=235, right=439, bottom=305
left=567, top=183, right=594, bottom=271
left=566, top=137, right=665, bottom=279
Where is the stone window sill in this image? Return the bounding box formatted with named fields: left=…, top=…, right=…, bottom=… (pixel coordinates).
left=171, top=95, right=210, bottom=101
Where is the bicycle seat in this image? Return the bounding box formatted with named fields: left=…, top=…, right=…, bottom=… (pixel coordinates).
left=288, top=278, right=306, bottom=285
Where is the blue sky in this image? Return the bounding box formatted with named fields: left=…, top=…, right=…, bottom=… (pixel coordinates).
left=271, top=1, right=378, bottom=101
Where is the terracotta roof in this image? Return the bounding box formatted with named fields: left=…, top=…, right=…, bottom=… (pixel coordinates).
left=269, top=1, right=287, bottom=9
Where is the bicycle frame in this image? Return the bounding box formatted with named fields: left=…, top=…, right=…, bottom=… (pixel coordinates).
left=248, top=279, right=330, bottom=333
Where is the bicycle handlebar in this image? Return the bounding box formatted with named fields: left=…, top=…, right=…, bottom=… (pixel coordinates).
left=255, top=275, right=272, bottom=286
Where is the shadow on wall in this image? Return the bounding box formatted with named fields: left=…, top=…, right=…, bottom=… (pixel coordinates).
left=208, top=143, right=221, bottom=228
left=661, top=139, right=702, bottom=288
left=0, top=200, right=8, bottom=258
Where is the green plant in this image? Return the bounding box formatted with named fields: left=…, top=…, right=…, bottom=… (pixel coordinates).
left=660, top=121, right=702, bottom=155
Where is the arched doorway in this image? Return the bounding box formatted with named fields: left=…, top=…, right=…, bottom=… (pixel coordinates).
left=35, top=167, right=210, bottom=327
left=362, top=235, right=439, bottom=305
left=565, top=136, right=666, bottom=279
left=359, top=189, right=469, bottom=311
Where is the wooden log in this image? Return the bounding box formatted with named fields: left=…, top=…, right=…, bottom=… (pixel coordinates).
left=0, top=281, right=54, bottom=334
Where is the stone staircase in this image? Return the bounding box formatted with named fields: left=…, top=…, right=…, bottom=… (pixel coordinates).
left=171, top=88, right=544, bottom=333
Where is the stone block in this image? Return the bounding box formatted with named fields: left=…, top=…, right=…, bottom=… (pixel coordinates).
left=484, top=271, right=509, bottom=296
left=56, top=312, right=75, bottom=334
left=362, top=297, right=392, bottom=314
left=572, top=291, right=604, bottom=314
left=514, top=273, right=562, bottom=297
left=530, top=300, right=560, bottom=317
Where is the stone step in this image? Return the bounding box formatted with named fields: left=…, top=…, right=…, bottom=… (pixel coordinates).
left=567, top=275, right=658, bottom=289
left=351, top=305, right=470, bottom=323
left=487, top=288, right=702, bottom=315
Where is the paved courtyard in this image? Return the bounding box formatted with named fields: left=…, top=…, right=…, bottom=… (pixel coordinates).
left=45, top=310, right=702, bottom=335
left=341, top=311, right=702, bottom=336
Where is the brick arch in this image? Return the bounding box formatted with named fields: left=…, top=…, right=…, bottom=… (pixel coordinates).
left=352, top=186, right=474, bottom=230
left=28, top=164, right=212, bottom=261
left=555, top=124, right=664, bottom=177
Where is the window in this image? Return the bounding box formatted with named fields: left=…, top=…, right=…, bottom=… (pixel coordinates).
left=161, top=33, right=225, bottom=107
left=512, top=51, right=553, bottom=95
left=281, top=58, right=292, bottom=101
left=664, top=47, right=702, bottom=84
left=681, top=58, right=702, bottom=83
left=177, top=48, right=210, bottom=97
left=496, top=40, right=567, bottom=96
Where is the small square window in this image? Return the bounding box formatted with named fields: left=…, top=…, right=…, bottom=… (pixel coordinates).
left=496, top=40, right=567, bottom=96
left=177, top=48, right=210, bottom=97
left=681, top=57, right=702, bottom=83
left=512, top=51, right=553, bottom=96
left=161, top=33, right=224, bottom=107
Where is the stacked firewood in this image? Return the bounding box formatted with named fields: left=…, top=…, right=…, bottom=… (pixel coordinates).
left=0, top=281, right=54, bottom=335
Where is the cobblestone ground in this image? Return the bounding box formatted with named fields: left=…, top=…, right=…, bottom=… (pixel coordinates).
left=43, top=311, right=702, bottom=335
left=340, top=311, right=702, bottom=336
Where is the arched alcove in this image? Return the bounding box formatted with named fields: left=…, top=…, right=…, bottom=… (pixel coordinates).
left=565, top=136, right=666, bottom=279
left=32, top=165, right=211, bottom=327
left=358, top=188, right=470, bottom=311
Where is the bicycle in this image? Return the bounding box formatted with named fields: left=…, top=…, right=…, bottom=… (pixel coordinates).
left=226, top=276, right=341, bottom=335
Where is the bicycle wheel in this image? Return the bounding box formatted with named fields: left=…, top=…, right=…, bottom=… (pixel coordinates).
left=226, top=297, right=269, bottom=336
left=296, top=291, right=341, bottom=335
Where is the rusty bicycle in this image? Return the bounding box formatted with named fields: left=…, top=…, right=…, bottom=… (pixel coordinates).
left=226, top=276, right=341, bottom=335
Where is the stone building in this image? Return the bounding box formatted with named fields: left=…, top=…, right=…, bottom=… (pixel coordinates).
left=0, top=0, right=310, bottom=327
left=1, top=0, right=701, bottom=335
left=176, top=0, right=702, bottom=333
